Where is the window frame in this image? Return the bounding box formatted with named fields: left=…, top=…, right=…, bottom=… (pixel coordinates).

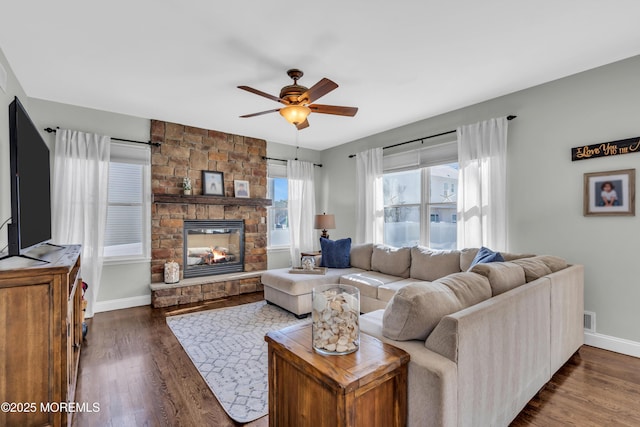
left=267, top=163, right=290, bottom=250
left=102, top=142, right=151, bottom=265
left=420, top=166, right=458, bottom=249
left=382, top=141, right=458, bottom=250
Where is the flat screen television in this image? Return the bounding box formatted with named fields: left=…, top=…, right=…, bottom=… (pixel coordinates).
left=5, top=96, right=52, bottom=257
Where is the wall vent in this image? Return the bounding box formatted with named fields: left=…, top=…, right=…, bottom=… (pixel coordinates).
left=583, top=311, right=596, bottom=333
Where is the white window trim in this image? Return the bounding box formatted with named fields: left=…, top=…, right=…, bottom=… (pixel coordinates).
left=267, top=163, right=291, bottom=250
left=383, top=157, right=458, bottom=249
left=103, top=142, right=151, bottom=264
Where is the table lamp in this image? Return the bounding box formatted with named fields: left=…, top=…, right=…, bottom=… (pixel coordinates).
left=314, top=213, right=336, bottom=239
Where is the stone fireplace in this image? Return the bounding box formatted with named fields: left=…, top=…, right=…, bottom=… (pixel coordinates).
left=149, top=120, right=270, bottom=307
left=183, top=220, right=244, bottom=278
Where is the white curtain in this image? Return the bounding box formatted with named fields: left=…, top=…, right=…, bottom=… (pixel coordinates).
left=456, top=117, right=508, bottom=250
left=355, top=147, right=384, bottom=244
left=287, top=160, right=316, bottom=267
left=52, top=129, right=110, bottom=317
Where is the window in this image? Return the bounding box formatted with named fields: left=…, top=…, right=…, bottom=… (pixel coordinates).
left=103, top=142, right=151, bottom=261
left=383, top=162, right=458, bottom=250
left=383, top=169, right=421, bottom=247
left=267, top=164, right=290, bottom=247
left=426, top=163, right=458, bottom=249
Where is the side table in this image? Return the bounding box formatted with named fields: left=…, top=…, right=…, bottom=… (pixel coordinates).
left=265, top=323, right=409, bottom=427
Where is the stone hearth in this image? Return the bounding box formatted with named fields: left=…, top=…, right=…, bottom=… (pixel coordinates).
left=149, top=120, right=270, bottom=307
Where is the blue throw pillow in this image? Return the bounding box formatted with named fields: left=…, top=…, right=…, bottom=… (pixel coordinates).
left=469, top=246, right=504, bottom=269
left=319, top=237, right=352, bottom=268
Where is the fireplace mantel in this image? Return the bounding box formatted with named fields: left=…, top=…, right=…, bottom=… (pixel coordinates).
left=153, top=194, right=272, bottom=207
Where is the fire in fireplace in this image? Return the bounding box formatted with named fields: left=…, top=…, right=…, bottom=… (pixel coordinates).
left=183, top=220, right=245, bottom=278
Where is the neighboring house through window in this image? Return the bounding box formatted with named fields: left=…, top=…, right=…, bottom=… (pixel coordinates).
left=382, top=141, right=458, bottom=250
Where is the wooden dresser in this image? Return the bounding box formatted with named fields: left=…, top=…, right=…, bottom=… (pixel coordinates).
left=265, top=323, right=409, bottom=427
left=0, top=244, right=83, bottom=427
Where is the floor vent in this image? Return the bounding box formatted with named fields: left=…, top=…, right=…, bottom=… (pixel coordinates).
left=583, top=311, right=596, bottom=333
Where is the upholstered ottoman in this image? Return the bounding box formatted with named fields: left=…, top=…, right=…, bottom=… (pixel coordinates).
left=261, top=267, right=364, bottom=317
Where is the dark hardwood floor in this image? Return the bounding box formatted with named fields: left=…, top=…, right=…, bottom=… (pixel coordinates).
left=72, top=292, right=640, bottom=427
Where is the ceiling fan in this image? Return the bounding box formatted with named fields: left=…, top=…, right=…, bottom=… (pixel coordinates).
left=238, top=69, right=358, bottom=130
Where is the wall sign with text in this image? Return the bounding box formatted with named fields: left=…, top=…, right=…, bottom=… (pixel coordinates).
left=571, top=136, right=640, bottom=161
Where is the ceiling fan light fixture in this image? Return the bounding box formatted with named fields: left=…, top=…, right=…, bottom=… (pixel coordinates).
left=279, top=105, right=311, bottom=125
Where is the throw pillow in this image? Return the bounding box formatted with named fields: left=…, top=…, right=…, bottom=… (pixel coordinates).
left=468, top=246, right=504, bottom=269
left=319, top=237, right=352, bottom=268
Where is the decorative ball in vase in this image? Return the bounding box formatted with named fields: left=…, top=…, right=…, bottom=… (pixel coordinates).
left=301, top=255, right=316, bottom=271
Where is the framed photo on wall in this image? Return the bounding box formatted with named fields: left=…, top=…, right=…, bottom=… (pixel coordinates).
left=584, top=169, right=635, bottom=216
left=234, top=180, right=250, bottom=198
left=202, top=171, right=224, bottom=196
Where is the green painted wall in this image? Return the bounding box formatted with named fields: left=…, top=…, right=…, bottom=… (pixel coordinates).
left=320, top=55, right=640, bottom=343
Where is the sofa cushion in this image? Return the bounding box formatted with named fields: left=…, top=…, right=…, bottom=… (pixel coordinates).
left=538, top=255, right=568, bottom=272
left=470, top=262, right=527, bottom=296
left=371, top=244, right=411, bottom=278
left=502, top=252, right=536, bottom=262
left=377, top=278, right=431, bottom=303
left=340, top=271, right=401, bottom=299
left=468, top=246, right=504, bottom=269
left=410, top=246, right=461, bottom=281
left=261, top=267, right=364, bottom=296
left=437, top=272, right=492, bottom=307
left=319, top=237, right=351, bottom=268
left=511, top=257, right=553, bottom=282
left=460, top=248, right=479, bottom=271
left=382, top=272, right=492, bottom=341
left=350, top=243, right=373, bottom=270
left=383, top=282, right=463, bottom=341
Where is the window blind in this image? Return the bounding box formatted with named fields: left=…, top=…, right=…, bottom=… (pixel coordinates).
left=383, top=141, right=457, bottom=172
left=103, top=142, right=150, bottom=259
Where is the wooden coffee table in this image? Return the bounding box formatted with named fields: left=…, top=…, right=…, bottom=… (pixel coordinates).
left=265, top=323, right=409, bottom=427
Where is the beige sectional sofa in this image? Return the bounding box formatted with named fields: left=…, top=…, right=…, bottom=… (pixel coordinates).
left=261, top=244, right=584, bottom=426
left=263, top=243, right=537, bottom=315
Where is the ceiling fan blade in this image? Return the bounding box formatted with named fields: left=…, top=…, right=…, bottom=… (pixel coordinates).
left=308, top=104, right=358, bottom=117
left=296, top=119, right=310, bottom=130
left=239, top=108, right=281, bottom=118
left=297, top=78, right=338, bottom=104
left=238, top=86, right=287, bottom=104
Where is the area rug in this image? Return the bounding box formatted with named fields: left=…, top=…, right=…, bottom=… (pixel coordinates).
left=166, top=301, right=309, bottom=423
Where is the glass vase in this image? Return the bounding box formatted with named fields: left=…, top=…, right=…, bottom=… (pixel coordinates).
left=312, top=284, right=360, bottom=355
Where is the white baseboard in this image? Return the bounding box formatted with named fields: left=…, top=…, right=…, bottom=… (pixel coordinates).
left=584, top=331, right=640, bottom=358
left=92, top=294, right=151, bottom=315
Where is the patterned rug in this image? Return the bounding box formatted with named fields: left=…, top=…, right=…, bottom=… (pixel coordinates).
left=166, top=301, right=309, bottom=423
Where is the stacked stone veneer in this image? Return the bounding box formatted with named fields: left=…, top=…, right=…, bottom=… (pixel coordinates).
left=150, top=120, right=267, bottom=307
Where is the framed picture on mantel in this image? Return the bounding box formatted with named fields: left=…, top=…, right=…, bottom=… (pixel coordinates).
left=202, top=171, right=224, bottom=196
left=234, top=180, right=250, bottom=198
left=584, top=169, right=635, bottom=216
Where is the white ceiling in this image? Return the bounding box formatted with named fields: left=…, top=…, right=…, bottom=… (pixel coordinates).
left=2, top=1, right=640, bottom=151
